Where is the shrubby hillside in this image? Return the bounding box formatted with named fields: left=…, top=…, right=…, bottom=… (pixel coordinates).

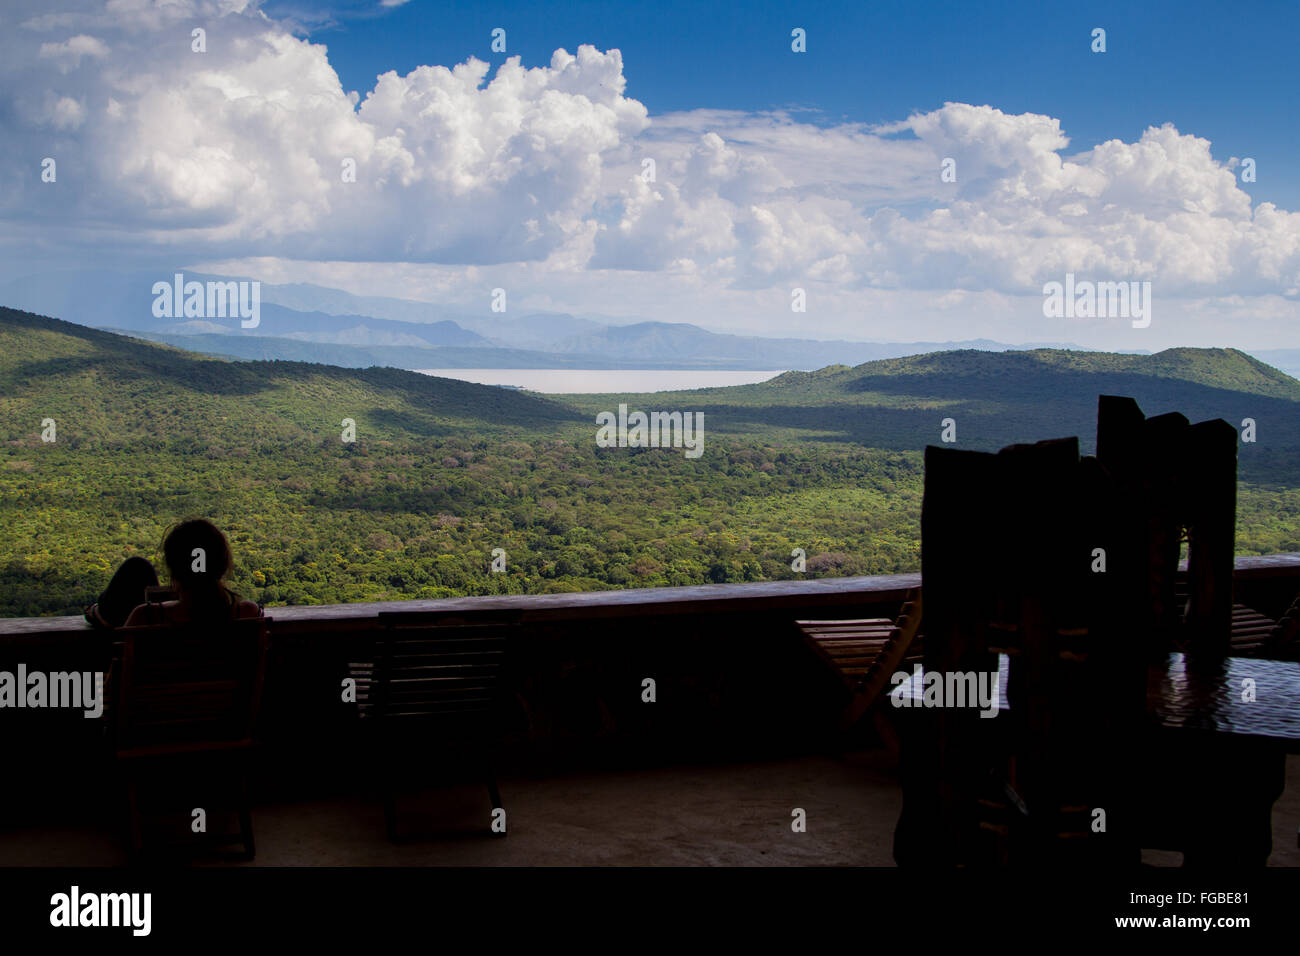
left=2, top=307, right=1297, bottom=616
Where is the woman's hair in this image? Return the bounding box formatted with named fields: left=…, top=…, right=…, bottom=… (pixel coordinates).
left=161, top=518, right=240, bottom=617
left=95, top=556, right=159, bottom=628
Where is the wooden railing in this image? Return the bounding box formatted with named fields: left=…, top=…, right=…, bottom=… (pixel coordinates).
left=4, top=553, right=1296, bottom=639
left=0, top=570, right=921, bottom=638
left=1, top=557, right=1296, bottom=809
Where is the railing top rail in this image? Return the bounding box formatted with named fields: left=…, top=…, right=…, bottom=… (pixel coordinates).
left=3, top=553, right=1297, bottom=639
left=0, top=571, right=923, bottom=638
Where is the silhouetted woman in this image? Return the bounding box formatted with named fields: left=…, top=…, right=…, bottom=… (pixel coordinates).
left=84, top=556, right=160, bottom=629
left=122, top=519, right=261, bottom=627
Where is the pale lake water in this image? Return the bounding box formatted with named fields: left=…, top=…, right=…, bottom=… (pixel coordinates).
left=415, top=369, right=785, bottom=393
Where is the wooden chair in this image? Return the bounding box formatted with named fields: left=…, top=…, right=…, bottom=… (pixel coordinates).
left=903, top=435, right=1145, bottom=866
left=1230, top=604, right=1281, bottom=655
left=902, top=396, right=1267, bottom=866
left=796, top=588, right=923, bottom=734
left=367, top=613, right=515, bottom=841
left=113, top=617, right=269, bottom=860
left=1176, top=585, right=1286, bottom=657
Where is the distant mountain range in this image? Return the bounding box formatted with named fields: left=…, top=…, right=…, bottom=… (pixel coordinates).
left=1, top=268, right=1137, bottom=371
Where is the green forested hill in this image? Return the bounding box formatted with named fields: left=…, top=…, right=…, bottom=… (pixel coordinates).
left=561, top=347, right=1300, bottom=479
left=759, top=345, right=1300, bottom=403
left=0, top=307, right=580, bottom=445
left=2, top=307, right=1297, bottom=616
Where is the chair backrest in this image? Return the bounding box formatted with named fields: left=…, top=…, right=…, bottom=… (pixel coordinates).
left=922, top=437, right=1084, bottom=672
left=912, top=396, right=1238, bottom=864
left=1097, top=395, right=1238, bottom=659
left=854, top=588, right=923, bottom=702
left=115, top=617, right=269, bottom=754
left=1180, top=419, right=1238, bottom=658
left=370, top=613, right=513, bottom=737
left=918, top=432, right=1143, bottom=864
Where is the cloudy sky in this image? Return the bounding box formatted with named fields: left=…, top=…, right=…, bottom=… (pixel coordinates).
left=1, top=0, right=1297, bottom=350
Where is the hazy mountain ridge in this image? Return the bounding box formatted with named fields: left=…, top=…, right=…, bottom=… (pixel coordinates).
left=108, top=327, right=780, bottom=370
left=2, top=269, right=1117, bottom=370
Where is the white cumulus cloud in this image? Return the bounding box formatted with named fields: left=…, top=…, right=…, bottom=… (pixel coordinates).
left=0, top=1, right=1296, bottom=348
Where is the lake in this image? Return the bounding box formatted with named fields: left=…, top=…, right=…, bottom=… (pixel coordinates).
left=414, top=369, right=785, bottom=393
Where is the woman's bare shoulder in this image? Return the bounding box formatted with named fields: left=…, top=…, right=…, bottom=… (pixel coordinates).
left=236, top=600, right=264, bottom=619
left=123, top=602, right=174, bottom=627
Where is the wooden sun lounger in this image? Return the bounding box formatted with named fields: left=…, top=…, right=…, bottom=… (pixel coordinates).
left=797, top=588, right=923, bottom=732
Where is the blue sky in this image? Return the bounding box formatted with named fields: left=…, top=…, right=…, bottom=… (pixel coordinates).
left=1, top=0, right=1297, bottom=349
left=283, top=0, right=1300, bottom=210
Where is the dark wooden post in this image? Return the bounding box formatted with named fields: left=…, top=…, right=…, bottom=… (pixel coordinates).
left=1183, top=419, right=1238, bottom=662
